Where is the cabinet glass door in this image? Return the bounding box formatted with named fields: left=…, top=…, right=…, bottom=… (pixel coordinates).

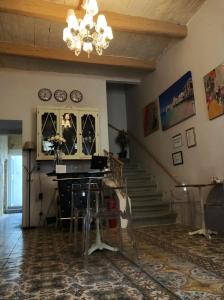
left=61, top=112, right=78, bottom=157
left=80, top=113, right=97, bottom=156
left=37, top=108, right=99, bottom=160
left=41, top=112, right=58, bottom=156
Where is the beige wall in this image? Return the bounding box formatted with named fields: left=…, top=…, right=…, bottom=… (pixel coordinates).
left=107, top=84, right=128, bottom=157
left=0, top=69, right=109, bottom=226
left=126, top=0, right=224, bottom=225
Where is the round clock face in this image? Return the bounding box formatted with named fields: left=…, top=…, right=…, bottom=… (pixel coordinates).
left=54, top=89, right=67, bottom=102
left=70, top=90, right=83, bottom=103
left=38, top=88, right=52, bottom=101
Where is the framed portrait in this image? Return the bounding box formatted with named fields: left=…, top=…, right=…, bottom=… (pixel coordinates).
left=186, top=127, right=196, bottom=148
left=143, top=100, right=159, bottom=136
left=172, top=133, right=182, bottom=148
left=159, top=71, right=196, bottom=130
left=172, top=151, right=183, bottom=166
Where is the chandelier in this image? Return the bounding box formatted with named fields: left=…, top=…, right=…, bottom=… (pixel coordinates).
left=63, top=0, right=113, bottom=57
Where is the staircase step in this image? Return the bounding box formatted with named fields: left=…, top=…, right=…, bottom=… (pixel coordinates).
left=126, top=178, right=153, bottom=185
left=131, top=201, right=169, bottom=208
left=133, top=208, right=169, bottom=214
left=132, top=211, right=177, bottom=227
left=132, top=203, right=166, bottom=210
left=126, top=174, right=151, bottom=180
left=130, top=191, right=162, bottom=197
left=123, top=162, right=139, bottom=167
left=122, top=160, right=177, bottom=227
left=123, top=168, right=149, bottom=176
left=132, top=207, right=169, bottom=215
left=128, top=184, right=157, bottom=188
left=128, top=183, right=157, bottom=188
left=129, top=192, right=162, bottom=198
left=123, top=165, right=143, bottom=171
left=123, top=172, right=148, bottom=180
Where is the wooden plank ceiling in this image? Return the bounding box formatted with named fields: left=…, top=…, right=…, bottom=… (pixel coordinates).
left=0, top=0, right=205, bottom=73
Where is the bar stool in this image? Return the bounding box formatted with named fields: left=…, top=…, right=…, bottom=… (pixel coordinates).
left=70, top=179, right=98, bottom=253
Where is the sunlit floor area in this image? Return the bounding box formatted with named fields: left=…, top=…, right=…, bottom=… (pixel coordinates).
left=0, top=214, right=224, bottom=299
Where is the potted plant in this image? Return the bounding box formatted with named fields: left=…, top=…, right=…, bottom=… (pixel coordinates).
left=115, top=130, right=129, bottom=158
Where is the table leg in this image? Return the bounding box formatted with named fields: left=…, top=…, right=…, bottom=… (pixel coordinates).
left=189, top=187, right=217, bottom=239
left=88, top=190, right=118, bottom=255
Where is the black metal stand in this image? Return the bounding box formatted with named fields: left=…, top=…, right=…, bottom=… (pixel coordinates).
left=23, top=141, right=35, bottom=229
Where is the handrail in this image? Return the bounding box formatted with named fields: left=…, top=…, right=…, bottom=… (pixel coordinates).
left=104, top=149, right=124, bottom=166
left=104, top=149, right=124, bottom=187
left=108, top=123, right=181, bottom=185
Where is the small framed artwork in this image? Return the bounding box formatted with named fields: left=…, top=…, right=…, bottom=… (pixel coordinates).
left=143, top=100, right=159, bottom=136
left=172, top=133, right=182, bottom=148
left=186, top=127, right=196, bottom=148
left=172, top=151, right=183, bottom=166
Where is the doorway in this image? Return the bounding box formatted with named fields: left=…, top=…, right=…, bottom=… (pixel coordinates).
left=0, top=120, right=22, bottom=221
left=6, top=145, right=22, bottom=212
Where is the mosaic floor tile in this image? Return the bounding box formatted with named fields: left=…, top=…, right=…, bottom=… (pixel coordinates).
left=1, top=214, right=224, bottom=299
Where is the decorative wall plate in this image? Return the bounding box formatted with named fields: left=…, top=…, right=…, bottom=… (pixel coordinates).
left=38, top=88, right=52, bottom=101
left=54, top=89, right=67, bottom=102
left=70, top=90, right=83, bottom=103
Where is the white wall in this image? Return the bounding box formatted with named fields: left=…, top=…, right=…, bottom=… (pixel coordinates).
left=0, top=136, right=8, bottom=216
left=107, top=84, right=128, bottom=157
left=0, top=68, right=109, bottom=226
left=126, top=0, right=224, bottom=224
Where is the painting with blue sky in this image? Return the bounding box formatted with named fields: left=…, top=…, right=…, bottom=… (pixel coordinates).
left=159, top=71, right=196, bottom=130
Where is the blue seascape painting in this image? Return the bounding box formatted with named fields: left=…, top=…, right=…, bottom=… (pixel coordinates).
left=159, top=71, right=196, bottom=130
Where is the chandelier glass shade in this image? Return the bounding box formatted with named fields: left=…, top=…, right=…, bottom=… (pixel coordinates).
left=63, top=0, right=113, bottom=57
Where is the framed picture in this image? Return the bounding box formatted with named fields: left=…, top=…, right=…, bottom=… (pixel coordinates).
left=159, top=71, right=196, bottom=130
left=203, top=64, right=224, bottom=120
left=186, top=127, right=196, bottom=148
left=172, top=133, right=182, bottom=148
left=172, top=151, right=183, bottom=166
left=143, top=100, right=159, bottom=136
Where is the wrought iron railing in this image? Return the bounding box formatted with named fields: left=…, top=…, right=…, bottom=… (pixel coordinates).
left=104, top=149, right=124, bottom=187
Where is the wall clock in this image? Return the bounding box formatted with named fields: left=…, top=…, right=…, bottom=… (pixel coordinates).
left=54, top=89, right=67, bottom=102
left=38, top=88, right=52, bottom=101
left=70, top=90, right=83, bottom=103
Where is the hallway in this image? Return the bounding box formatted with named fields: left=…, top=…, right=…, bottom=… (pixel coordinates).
left=0, top=213, right=22, bottom=267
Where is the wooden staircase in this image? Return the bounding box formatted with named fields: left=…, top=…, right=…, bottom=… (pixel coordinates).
left=123, top=161, right=177, bottom=227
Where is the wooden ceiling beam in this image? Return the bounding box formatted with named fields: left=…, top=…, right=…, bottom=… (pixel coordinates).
left=0, top=42, right=156, bottom=71
left=0, top=0, right=187, bottom=38
left=77, top=0, right=84, bottom=11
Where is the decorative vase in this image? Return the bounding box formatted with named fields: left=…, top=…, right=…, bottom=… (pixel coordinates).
left=54, top=149, right=61, bottom=170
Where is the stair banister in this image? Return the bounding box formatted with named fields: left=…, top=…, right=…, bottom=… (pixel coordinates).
left=104, top=149, right=124, bottom=187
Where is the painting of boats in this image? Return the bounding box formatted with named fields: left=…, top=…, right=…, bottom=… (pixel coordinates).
left=159, top=71, right=196, bottom=130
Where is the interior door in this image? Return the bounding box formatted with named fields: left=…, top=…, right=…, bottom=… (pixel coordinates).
left=37, top=109, right=59, bottom=159
left=60, top=111, right=79, bottom=159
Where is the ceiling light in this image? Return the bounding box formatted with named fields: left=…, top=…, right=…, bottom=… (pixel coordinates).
left=63, top=0, right=113, bottom=57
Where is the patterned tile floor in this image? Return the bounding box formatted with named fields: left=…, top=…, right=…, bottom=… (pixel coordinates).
left=0, top=214, right=224, bottom=299
left=137, top=225, right=224, bottom=277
